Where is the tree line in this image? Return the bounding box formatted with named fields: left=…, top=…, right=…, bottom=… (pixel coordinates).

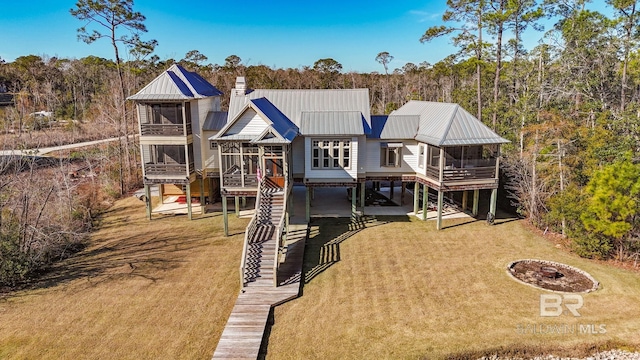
left=0, top=0, right=639, bottom=286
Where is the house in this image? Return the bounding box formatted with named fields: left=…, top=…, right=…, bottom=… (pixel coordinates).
left=129, top=67, right=508, bottom=287
left=127, top=64, right=225, bottom=219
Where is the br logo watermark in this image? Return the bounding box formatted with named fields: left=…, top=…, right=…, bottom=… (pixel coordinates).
left=539, top=294, right=583, bottom=317
left=515, top=294, right=607, bottom=335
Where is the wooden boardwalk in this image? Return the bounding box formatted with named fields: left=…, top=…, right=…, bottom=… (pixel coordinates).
left=212, top=223, right=307, bottom=359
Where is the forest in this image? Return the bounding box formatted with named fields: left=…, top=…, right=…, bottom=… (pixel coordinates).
left=0, top=0, right=639, bottom=286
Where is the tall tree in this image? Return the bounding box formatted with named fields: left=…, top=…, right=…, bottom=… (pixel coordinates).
left=421, top=0, right=487, bottom=121
left=70, top=0, right=156, bottom=194
left=375, top=52, right=394, bottom=112
left=608, top=0, right=639, bottom=111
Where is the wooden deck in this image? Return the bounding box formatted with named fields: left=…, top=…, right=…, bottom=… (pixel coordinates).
left=212, top=223, right=307, bottom=359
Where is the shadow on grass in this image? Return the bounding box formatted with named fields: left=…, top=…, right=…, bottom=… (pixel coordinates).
left=2, top=215, right=213, bottom=298
left=301, top=215, right=410, bottom=290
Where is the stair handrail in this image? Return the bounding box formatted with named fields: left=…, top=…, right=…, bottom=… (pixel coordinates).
left=272, top=184, right=289, bottom=287
left=239, top=184, right=262, bottom=288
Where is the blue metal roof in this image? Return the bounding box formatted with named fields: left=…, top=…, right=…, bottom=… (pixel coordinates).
left=250, top=98, right=298, bottom=142
left=166, top=71, right=193, bottom=97
left=369, top=115, right=388, bottom=139
left=176, top=65, right=224, bottom=97
left=128, top=64, right=222, bottom=101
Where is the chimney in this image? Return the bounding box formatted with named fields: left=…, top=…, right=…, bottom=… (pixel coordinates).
left=234, top=76, right=246, bottom=96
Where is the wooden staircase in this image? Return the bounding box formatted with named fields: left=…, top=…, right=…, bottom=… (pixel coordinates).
left=242, top=182, right=285, bottom=287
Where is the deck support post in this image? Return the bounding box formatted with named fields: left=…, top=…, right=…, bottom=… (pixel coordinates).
left=186, top=183, right=193, bottom=220
left=222, top=195, right=228, bottom=236
left=144, top=184, right=151, bottom=220
left=390, top=181, right=394, bottom=199
left=462, top=190, right=468, bottom=211
left=242, top=196, right=247, bottom=208
left=421, top=183, right=428, bottom=221
left=311, top=187, right=315, bottom=200
left=437, top=190, right=444, bottom=230
left=159, top=184, right=164, bottom=204
left=235, top=196, right=240, bottom=217
left=400, top=182, right=406, bottom=205
left=209, top=178, right=215, bottom=204
left=199, top=178, right=205, bottom=207
left=489, top=188, right=497, bottom=224
left=288, top=190, right=294, bottom=217
left=413, top=182, right=420, bottom=215
left=305, top=186, right=310, bottom=223
left=472, top=189, right=479, bottom=217
left=351, top=186, right=357, bottom=220
left=360, top=182, right=366, bottom=215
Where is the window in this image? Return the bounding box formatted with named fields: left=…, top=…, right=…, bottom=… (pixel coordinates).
left=311, top=139, right=351, bottom=169
left=428, top=145, right=440, bottom=167
left=209, top=141, right=218, bottom=150
left=418, top=144, right=425, bottom=168
left=148, top=103, right=183, bottom=125
left=380, top=143, right=402, bottom=167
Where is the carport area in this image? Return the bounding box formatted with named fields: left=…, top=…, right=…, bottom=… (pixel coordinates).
left=289, top=184, right=472, bottom=221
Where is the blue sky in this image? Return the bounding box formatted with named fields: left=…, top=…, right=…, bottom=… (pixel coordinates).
left=0, top=1, right=610, bottom=73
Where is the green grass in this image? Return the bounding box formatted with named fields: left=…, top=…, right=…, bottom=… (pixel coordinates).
left=267, top=215, right=640, bottom=359
left=0, top=197, right=247, bottom=359
left=1, top=201, right=639, bottom=359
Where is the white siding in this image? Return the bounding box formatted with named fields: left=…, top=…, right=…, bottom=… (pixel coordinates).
left=304, top=136, right=359, bottom=181
left=194, top=98, right=216, bottom=171
left=201, top=130, right=219, bottom=170
left=416, top=142, right=427, bottom=176
left=227, top=110, right=268, bottom=136
left=190, top=101, right=202, bottom=170
left=364, top=139, right=418, bottom=174
left=292, top=137, right=305, bottom=176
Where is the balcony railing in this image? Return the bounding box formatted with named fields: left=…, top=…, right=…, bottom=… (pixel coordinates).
left=144, top=162, right=193, bottom=176
left=140, top=122, right=191, bottom=136
left=222, top=173, right=259, bottom=188
left=426, top=164, right=496, bottom=182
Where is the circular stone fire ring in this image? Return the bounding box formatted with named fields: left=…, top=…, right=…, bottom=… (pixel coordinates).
left=507, top=259, right=599, bottom=293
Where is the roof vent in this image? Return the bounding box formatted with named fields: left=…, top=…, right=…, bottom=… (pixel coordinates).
left=234, top=77, right=246, bottom=96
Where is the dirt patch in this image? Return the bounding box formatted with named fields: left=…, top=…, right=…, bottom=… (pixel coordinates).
left=507, top=259, right=599, bottom=293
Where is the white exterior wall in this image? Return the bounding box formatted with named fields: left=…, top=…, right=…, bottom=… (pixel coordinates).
left=201, top=130, right=218, bottom=171
left=227, top=109, right=268, bottom=136
left=364, top=139, right=419, bottom=174
left=415, top=142, right=427, bottom=176
left=304, top=136, right=359, bottom=181
left=292, top=137, right=305, bottom=177
left=193, top=97, right=218, bottom=171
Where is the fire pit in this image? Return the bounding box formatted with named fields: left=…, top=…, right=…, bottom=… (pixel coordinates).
left=507, top=259, right=599, bottom=293
left=539, top=266, right=561, bottom=279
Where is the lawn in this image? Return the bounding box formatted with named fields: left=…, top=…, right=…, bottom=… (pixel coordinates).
left=1, top=200, right=639, bottom=360
left=0, top=197, right=247, bottom=359
left=266, top=215, right=640, bottom=359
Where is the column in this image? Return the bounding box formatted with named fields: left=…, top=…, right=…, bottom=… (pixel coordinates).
left=462, top=190, right=468, bottom=212
left=489, top=188, right=497, bottom=224
left=235, top=196, right=240, bottom=217
left=421, top=184, right=428, bottom=221
left=472, top=189, right=479, bottom=217
left=400, top=182, right=406, bottom=205
left=390, top=180, right=394, bottom=199
left=144, top=184, right=151, bottom=220
left=222, top=195, right=228, bottom=236
left=437, top=190, right=444, bottom=230
left=305, top=186, right=311, bottom=223
left=186, top=183, right=192, bottom=220
left=199, top=178, right=205, bottom=206
left=360, top=182, right=366, bottom=216
left=413, top=182, right=420, bottom=215
left=351, top=186, right=357, bottom=220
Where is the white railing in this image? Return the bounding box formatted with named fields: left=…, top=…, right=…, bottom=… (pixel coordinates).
left=239, top=188, right=262, bottom=288
left=272, top=184, right=289, bottom=287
